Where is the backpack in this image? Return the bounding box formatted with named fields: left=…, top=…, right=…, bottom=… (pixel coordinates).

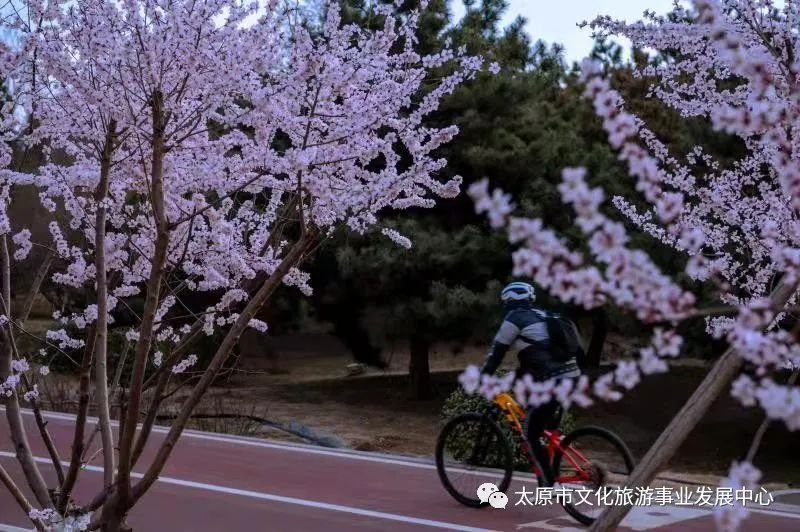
left=542, top=311, right=585, bottom=364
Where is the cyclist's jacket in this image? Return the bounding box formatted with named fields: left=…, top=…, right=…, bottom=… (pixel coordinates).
left=480, top=302, right=581, bottom=381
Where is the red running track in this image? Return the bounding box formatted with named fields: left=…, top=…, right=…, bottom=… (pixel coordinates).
left=1, top=408, right=799, bottom=531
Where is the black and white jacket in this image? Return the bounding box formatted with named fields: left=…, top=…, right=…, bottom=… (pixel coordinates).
left=480, top=302, right=581, bottom=381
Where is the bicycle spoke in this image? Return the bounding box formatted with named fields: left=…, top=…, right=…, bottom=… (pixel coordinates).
left=436, top=413, right=514, bottom=507
left=553, top=426, right=635, bottom=525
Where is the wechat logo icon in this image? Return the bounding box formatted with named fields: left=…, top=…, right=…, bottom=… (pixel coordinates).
left=476, top=482, right=508, bottom=509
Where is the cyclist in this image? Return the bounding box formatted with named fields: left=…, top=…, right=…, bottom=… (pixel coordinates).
left=480, top=281, right=582, bottom=484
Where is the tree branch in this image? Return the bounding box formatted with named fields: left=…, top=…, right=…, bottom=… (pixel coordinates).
left=0, top=236, right=52, bottom=508
left=93, top=119, right=118, bottom=491
left=1, top=250, right=65, bottom=486
left=0, top=463, right=41, bottom=530
left=589, top=277, right=800, bottom=531
left=130, top=233, right=315, bottom=504
left=116, top=90, right=171, bottom=509
left=58, top=323, right=96, bottom=512
left=17, top=251, right=54, bottom=325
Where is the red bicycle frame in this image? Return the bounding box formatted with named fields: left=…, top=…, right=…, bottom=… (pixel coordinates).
left=493, top=393, right=594, bottom=484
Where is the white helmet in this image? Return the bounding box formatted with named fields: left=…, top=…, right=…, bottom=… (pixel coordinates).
left=500, top=281, right=535, bottom=303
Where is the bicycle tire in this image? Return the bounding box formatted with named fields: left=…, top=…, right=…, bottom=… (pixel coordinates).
left=552, top=425, right=635, bottom=526
left=435, top=413, right=514, bottom=508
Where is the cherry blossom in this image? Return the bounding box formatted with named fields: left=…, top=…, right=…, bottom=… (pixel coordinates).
left=381, top=228, right=413, bottom=249
left=0, top=0, right=486, bottom=527
left=171, top=355, right=198, bottom=375
left=715, top=462, right=762, bottom=532
left=460, top=7, right=800, bottom=529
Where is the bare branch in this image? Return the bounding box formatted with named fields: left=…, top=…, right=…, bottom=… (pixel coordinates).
left=17, top=252, right=54, bottom=325
left=1, top=250, right=65, bottom=485
left=0, top=236, right=52, bottom=508
left=131, top=233, right=316, bottom=503
left=93, top=119, right=118, bottom=491
left=116, top=90, right=171, bottom=509
left=23, top=375, right=65, bottom=486
left=58, top=324, right=96, bottom=512
left=0, top=463, right=41, bottom=530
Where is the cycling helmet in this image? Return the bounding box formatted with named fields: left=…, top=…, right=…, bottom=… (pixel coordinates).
left=500, top=281, right=536, bottom=303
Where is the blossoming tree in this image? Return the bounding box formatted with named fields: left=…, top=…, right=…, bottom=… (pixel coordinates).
left=461, top=1, right=800, bottom=530
left=0, top=0, right=485, bottom=529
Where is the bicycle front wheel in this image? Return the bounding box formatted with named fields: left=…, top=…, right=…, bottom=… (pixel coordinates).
left=552, top=425, right=635, bottom=525
left=435, top=413, right=514, bottom=508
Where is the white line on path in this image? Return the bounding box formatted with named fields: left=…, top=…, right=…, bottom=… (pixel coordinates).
left=0, top=452, right=495, bottom=532
left=5, top=408, right=800, bottom=524
left=0, top=524, right=32, bottom=532
left=2, top=451, right=799, bottom=530
left=6, top=406, right=540, bottom=482
left=10, top=407, right=443, bottom=467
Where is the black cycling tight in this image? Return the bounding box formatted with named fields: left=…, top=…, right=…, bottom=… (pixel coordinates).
left=525, top=400, right=563, bottom=485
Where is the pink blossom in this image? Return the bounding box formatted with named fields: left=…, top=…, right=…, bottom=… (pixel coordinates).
left=11, top=229, right=32, bottom=261
left=458, top=365, right=481, bottom=394
left=381, top=228, right=412, bottom=249
left=714, top=461, right=762, bottom=532
left=23, top=385, right=39, bottom=403
left=731, top=375, right=757, bottom=407
left=11, top=359, right=30, bottom=373
left=171, top=355, right=199, bottom=375
left=248, top=319, right=269, bottom=334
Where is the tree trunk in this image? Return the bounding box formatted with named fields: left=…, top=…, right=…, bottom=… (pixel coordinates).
left=408, top=335, right=433, bottom=400
left=585, top=308, right=607, bottom=374
left=94, top=120, right=117, bottom=491
left=264, top=339, right=280, bottom=374
left=102, top=506, right=132, bottom=532
left=316, top=295, right=386, bottom=369
left=589, top=346, right=743, bottom=531
left=335, top=316, right=385, bottom=369
left=0, top=236, right=51, bottom=508
left=589, top=278, right=798, bottom=531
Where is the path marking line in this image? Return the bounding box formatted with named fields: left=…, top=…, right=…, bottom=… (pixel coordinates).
left=5, top=407, right=539, bottom=483
left=0, top=524, right=33, bottom=532
left=0, top=453, right=495, bottom=532
left=10, top=408, right=800, bottom=521
left=8, top=407, right=440, bottom=465
left=2, top=452, right=799, bottom=528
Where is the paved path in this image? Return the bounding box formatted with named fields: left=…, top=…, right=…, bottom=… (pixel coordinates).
left=1, top=409, right=799, bottom=531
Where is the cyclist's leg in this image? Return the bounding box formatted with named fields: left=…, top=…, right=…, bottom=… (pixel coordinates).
left=526, top=401, right=557, bottom=485
left=548, top=402, right=564, bottom=431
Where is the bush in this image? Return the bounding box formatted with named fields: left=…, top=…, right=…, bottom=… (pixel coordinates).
left=440, top=385, right=576, bottom=472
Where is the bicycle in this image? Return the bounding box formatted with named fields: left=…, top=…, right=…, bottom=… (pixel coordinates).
left=435, top=392, right=634, bottom=525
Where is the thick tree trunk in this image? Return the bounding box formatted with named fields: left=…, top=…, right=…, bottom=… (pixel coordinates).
left=589, top=278, right=798, bottom=531
left=335, top=316, right=385, bottom=369
left=408, top=335, right=433, bottom=400
left=264, top=339, right=280, bottom=374
left=102, top=506, right=131, bottom=532
left=315, top=295, right=386, bottom=369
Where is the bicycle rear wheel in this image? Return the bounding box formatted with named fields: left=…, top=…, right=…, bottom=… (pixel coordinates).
left=435, top=413, right=514, bottom=508
left=552, top=425, right=634, bottom=525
